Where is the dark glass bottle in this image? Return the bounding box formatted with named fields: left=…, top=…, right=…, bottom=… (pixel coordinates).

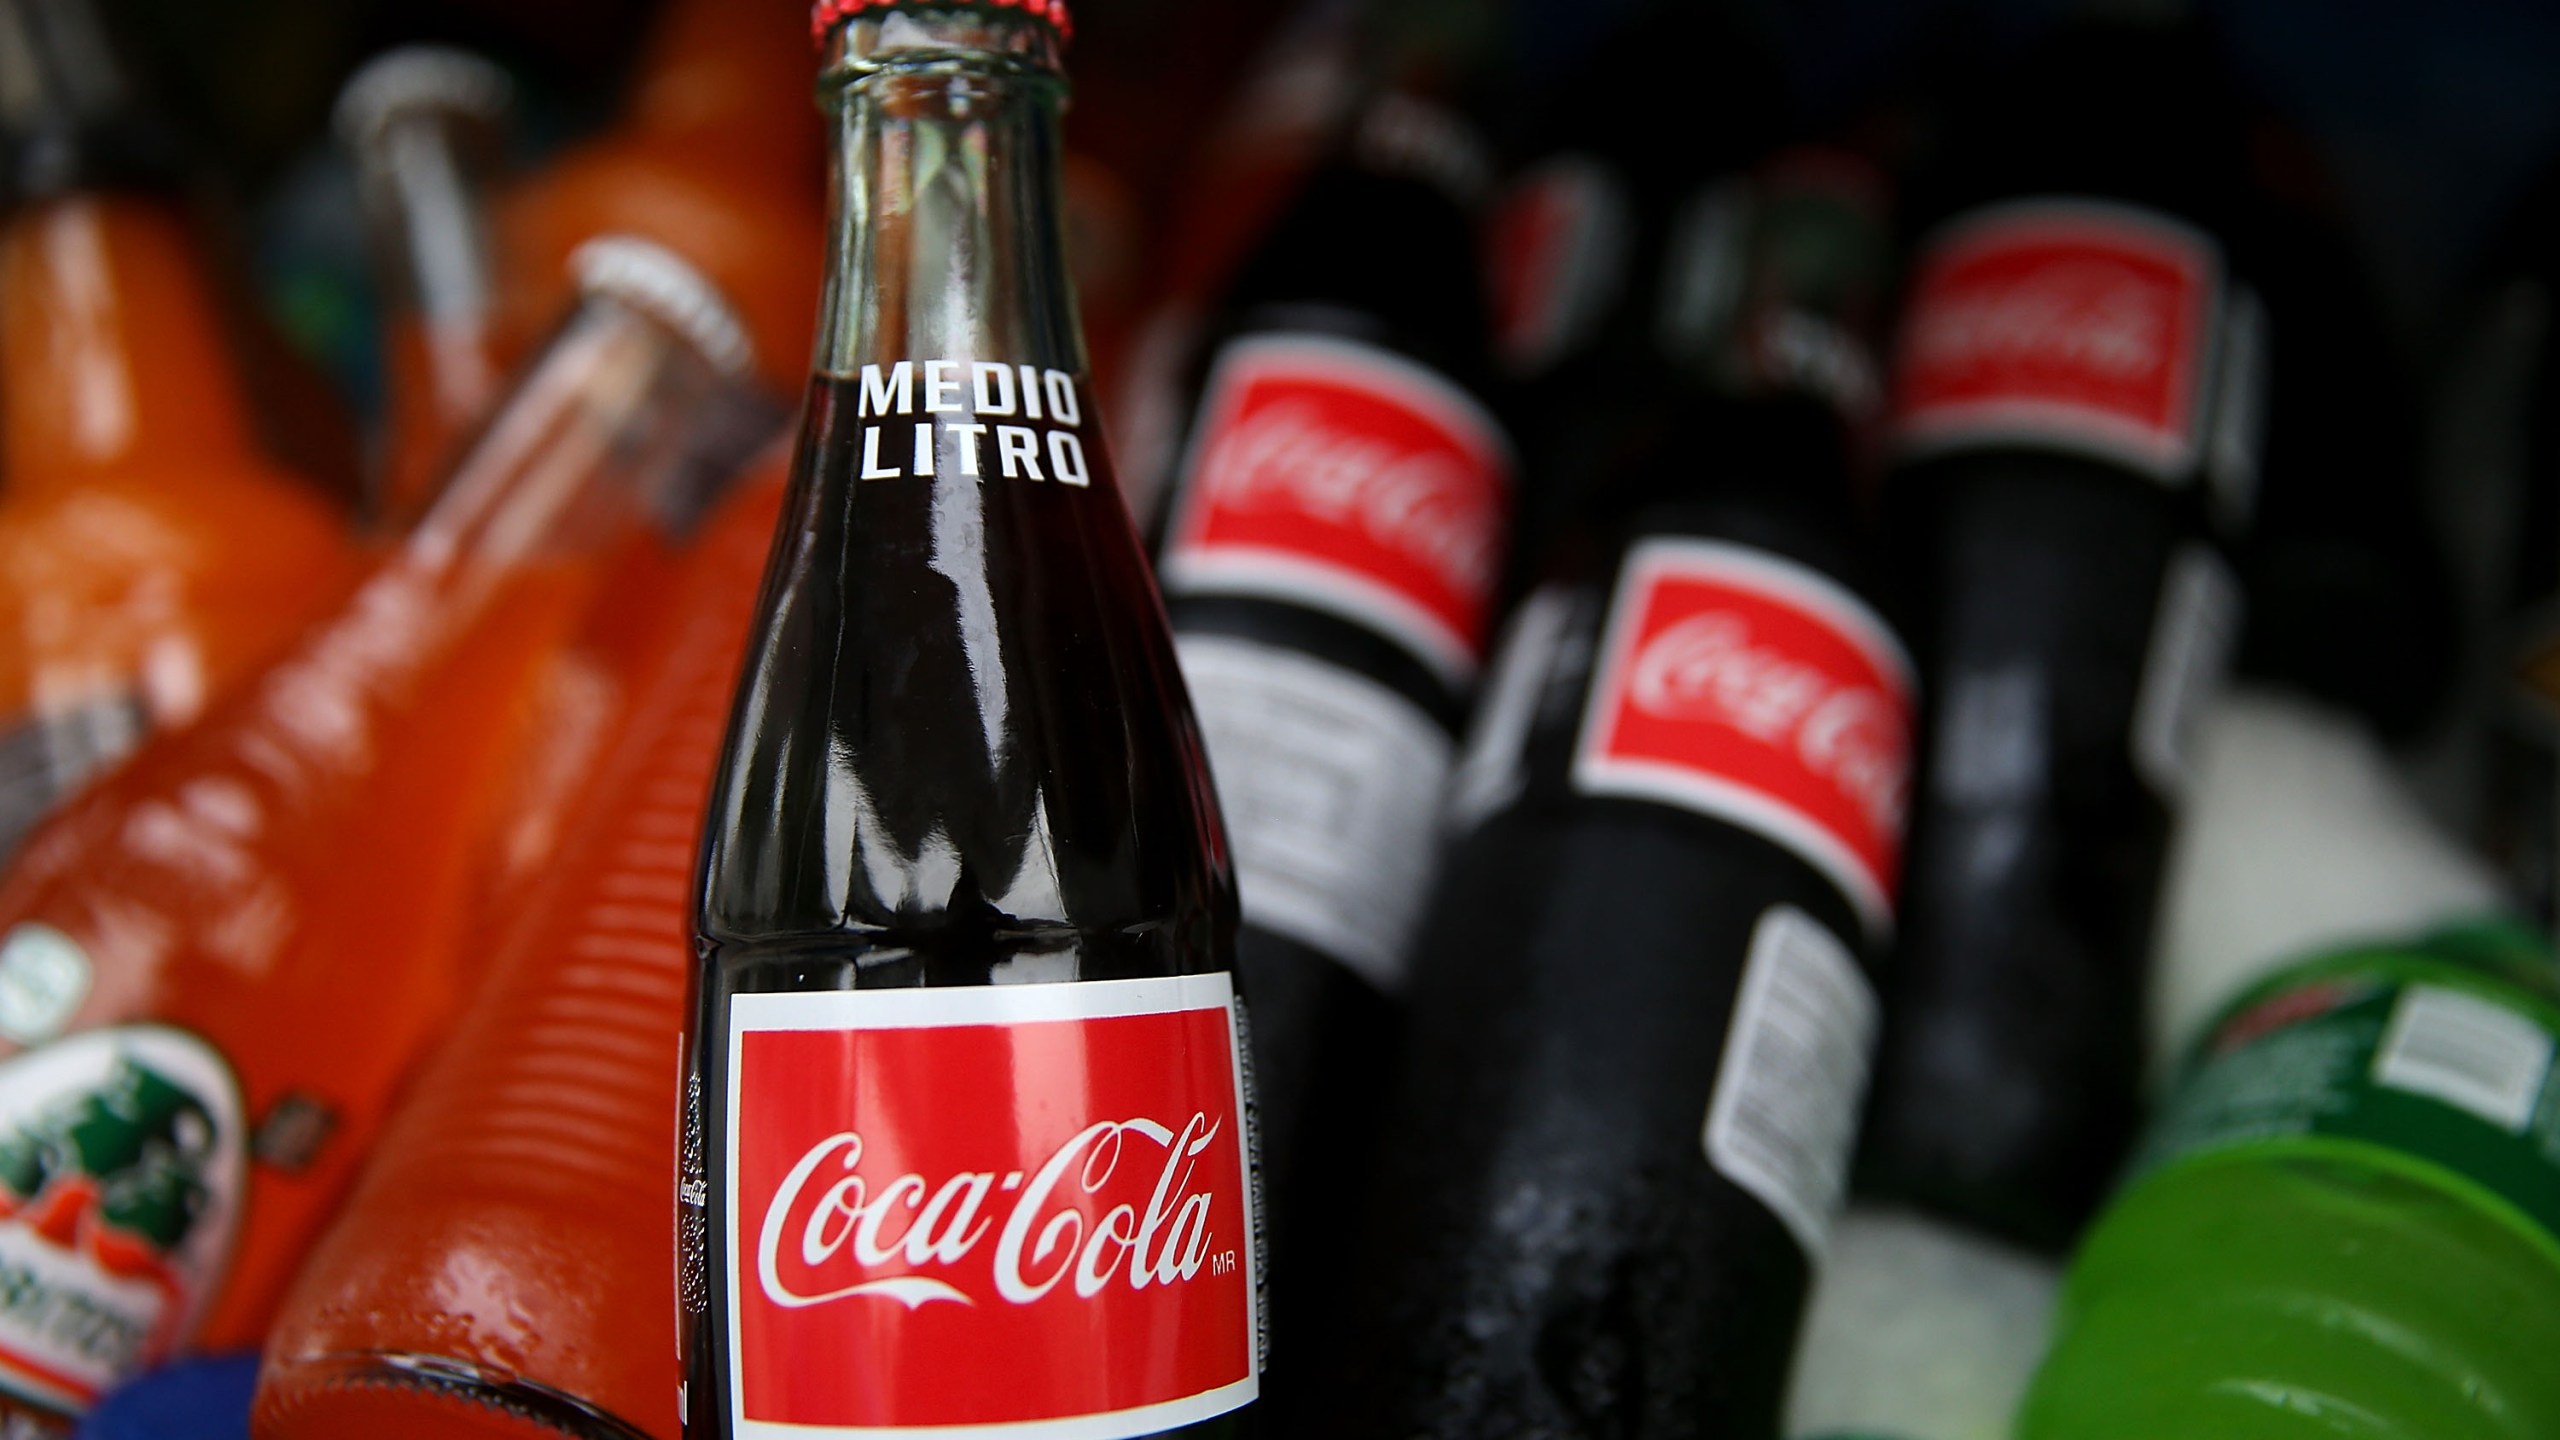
left=683, top=5, right=1254, bottom=1438
left=1326, top=150, right=1911, bottom=1440
left=1853, top=11, right=2271, bottom=1250
left=1153, top=86, right=1504, bottom=1421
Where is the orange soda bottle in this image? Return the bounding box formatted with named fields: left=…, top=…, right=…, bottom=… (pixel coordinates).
left=333, top=46, right=520, bottom=531
left=496, top=0, right=825, bottom=399
left=0, top=235, right=760, bottom=1433
left=0, top=0, right=379, bottom=863
left=0, top=192, right=368, bottom=863
left=254, top=458, right=788, bottom=1440
left=453, top=0, right=820, bottom=911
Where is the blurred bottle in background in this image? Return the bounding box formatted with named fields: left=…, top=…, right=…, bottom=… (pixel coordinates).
left=450, top=0, right=823, bottom=925
left=495, top=0, right=820, bottom=403
left=0, top=0, right=368, bottom=866
left=1469, top=0, right=1790, bottom=595
left=255, top=453, right=787, bottom=1440
left=1854, top=5, right=2266, bottom=1250
left=333, top=45, right=516, bottom=532
left=1038, top=0, right=1289, bottom=401
left=2457, top=167, right=2560, bottom=926
left=0, top=235, right=757, bottom=1432
left=2016, top=924, right=2560, bottom=1440
left=1154, top=84, right=1507, bottom=1414
left=1328, top=147, right=1909, bottom=1439
left=1110, top=0, right=1502, bottom=528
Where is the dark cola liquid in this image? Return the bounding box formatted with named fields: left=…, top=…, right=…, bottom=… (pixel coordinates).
left=683, top=374, right=1245, bottom=1439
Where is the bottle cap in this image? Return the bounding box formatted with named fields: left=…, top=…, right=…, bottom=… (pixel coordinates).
left=570, top=235, right=755, bottom=381
left=810, top=0, right=1072, bottom=48
left=332, top=46, right=512, bottom=150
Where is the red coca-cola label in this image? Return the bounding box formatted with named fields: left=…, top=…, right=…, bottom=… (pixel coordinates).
left=1574, top=538, right=1914, bottom=934
left=1162, top=334, right=1513, bottom=682
left=724, top=974, right=1259, bottom=1437
left=1890, top=200, right=2221, bottom=480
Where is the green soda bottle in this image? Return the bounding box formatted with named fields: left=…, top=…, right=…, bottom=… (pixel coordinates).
left=2016, top=924, right=2560, bottom=1439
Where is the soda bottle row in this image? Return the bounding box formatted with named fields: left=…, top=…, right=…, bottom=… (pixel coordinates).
left=0, top=2, right=2552, bottom=1439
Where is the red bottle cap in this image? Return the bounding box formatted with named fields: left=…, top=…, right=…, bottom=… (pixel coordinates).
left=810, top=0, right=1073, bottom=47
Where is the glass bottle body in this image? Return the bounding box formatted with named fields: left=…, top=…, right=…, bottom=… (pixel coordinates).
left=685, top=15, right=1250, bottom=1439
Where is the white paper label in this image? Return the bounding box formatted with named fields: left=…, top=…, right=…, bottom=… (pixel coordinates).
left=1445, top=587, right=1574, bottom=833
left=1702, top=905, right=1877, bottom=1259
left=1177, top=636, right=1455, bottom=994
left=2131, top=542, right=2242, bottom=801
left=2374, top=985, right=2556, bottom=1135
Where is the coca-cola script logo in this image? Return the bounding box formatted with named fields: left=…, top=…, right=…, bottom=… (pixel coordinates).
left=1163, top=334, right=1513, bottom=682
left=1890, top=201, right=2220, bottom=480
left=1575, top=539, right=1914, bottom=933
left=725, top=975, right=1257, bottom=1437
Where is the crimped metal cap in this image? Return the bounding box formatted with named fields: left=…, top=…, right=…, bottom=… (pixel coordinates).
left=570, top=235, right=755, bottom=380
left=332, top=45, right=511, bottom=149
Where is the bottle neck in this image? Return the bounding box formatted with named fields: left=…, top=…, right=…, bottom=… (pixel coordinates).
left=816, top=11, right=1079, bottom=383
left=0, top=193, right=263, bottom=482
left=406, top=287, right=737, bottom=586
left=355, top=101, right=505, bottom=350
left=354, top=100, right=509, bottom=521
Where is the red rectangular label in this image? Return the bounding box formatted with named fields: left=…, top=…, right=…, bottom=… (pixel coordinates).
left=724, top=975, right=1258, bottom=1437
left=1890, top=200, right=2220, bottom=479
left=1574, top=539, right=1914, bottom=934
left=1162, top=334, right=1513, bottom=682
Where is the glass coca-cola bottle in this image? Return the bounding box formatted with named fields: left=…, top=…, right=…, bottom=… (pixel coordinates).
left=1325, top=148, right=1911, bottom=1440
left=681, top=4, right=1255, bottom=1439
left=1153, top=85, right=1504, bottom=1425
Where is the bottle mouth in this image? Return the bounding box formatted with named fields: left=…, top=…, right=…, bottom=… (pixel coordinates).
left=817, top=2, right=1068, bottom=82
left=333, top=45, right=513, bottom=149
left=813, top=0, right=1071, bottom=48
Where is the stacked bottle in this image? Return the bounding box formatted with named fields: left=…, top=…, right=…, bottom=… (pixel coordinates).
left=0, top=0, right=364, bottom=861
left=1328, top=146, right=1911, bottom=1439
left=256, top=458, right=788, bottom=1440
left=1153, top=84, right=1507, bottom=1415
left=0, top=234, right=758, bottom=1432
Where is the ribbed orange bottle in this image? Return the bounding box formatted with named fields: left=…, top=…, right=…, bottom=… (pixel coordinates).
left=334, top=45, right=520, bottom=531
left=0, top=236, right=761, bottom=1435
left=253, top=458, right=788, bottom=1440
left=0, top=0, right=368, bottom=861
